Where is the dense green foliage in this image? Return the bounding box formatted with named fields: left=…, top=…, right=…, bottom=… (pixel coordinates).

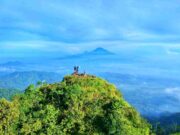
left=148, top=113, right=180, bottom=135
left=0, top=75, right=151, bottom=134
left=0, top=98, right=19, bottom=134
left=171, top=133, right=180, bottom=135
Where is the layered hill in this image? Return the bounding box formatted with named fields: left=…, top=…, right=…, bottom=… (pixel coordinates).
left=0, top=71, right=62, bottom=90
left=0, top=74, right=151, bottom=135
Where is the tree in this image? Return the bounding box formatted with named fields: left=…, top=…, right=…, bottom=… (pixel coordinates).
left=0, top=98, right=19, bottom=134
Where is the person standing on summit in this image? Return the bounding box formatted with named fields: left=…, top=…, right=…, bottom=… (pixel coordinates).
left=73, top=66, right=79, bottom=75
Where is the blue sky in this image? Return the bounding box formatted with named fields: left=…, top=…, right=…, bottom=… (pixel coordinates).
left=0, top=0, right=180, bottom=57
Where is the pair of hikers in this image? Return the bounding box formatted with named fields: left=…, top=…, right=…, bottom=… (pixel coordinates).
left=73, top=66, right=79, bottom=75
left=73, top=66, right=86, bottom=76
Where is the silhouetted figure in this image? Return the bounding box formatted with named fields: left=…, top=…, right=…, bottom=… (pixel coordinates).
left=76, top=66, right=79, bottom=73
left=74, top=66, right=76, bottom=72
left=73, top=66, right=79, bottom=75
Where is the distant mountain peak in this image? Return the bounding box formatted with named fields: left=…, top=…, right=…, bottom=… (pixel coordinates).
left=93, top=47, right=108, bottom=52
left=57, top=47, right=114, bottom=60
left=89, top=47, right=114, bottom=55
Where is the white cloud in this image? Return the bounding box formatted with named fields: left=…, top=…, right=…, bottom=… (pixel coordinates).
left=165, top=87, right=180, bottom=100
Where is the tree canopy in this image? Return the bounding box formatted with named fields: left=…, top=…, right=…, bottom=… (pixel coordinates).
left=0, top=75, right=151, bottom=135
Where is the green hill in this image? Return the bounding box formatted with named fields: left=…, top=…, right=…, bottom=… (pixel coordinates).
left=0, top=74, right=151, bottom=135
left=0, top=88, right=21, bottom=100
left=0, top=71, right=62, bottom=90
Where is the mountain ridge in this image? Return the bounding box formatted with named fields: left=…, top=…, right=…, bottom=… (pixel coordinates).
left=0, top=71, right=62, bottom=90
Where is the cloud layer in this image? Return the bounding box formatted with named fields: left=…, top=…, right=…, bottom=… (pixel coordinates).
left=0, top=0, right=180, bottom=56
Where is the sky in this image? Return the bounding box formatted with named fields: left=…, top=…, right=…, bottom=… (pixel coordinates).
left=0, top=0, right=180, bottom=57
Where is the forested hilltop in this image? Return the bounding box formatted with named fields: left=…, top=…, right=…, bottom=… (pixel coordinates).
left=0, top=74, right=151, bottom=135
